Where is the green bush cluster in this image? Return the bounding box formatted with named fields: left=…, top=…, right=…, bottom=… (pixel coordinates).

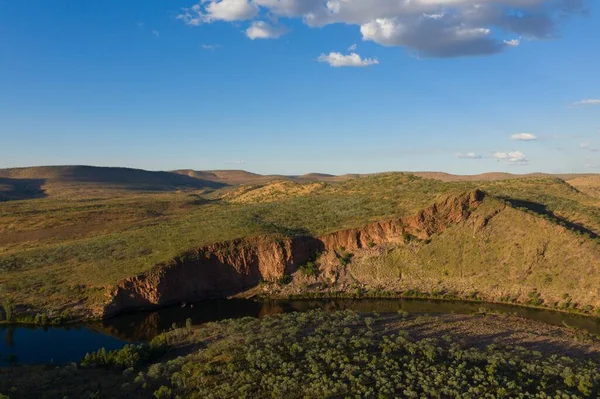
left=299, top=261, right=318, bottom=277
left=277, top=274, right=292, bottom=285
left=526, top=290, right=544, bottom=306
left=81, top=342, right=163, bottom=370
left=337, top=247, right=354, bottom=266
left=140, top=310, right=600, bottom=398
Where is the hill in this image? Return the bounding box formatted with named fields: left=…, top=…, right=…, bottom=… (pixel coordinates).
left=0, top=166, right=225, bottom=200
left=173, top=169, right=359, bottom=185
left=1, top=168, right=600, bottom=321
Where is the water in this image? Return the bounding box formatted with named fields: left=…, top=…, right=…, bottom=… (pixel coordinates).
left=3, top=298, right=600, bottom=366
left=0, top=325, right=128, bottom=366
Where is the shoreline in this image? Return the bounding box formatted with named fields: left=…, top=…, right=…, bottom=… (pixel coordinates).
left=2, top=293, right=599, bottom=330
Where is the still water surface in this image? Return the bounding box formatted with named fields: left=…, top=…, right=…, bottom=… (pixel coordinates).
left=2, top=298, right=600, bottom=365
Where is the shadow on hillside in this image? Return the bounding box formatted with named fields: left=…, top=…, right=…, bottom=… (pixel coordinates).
left=0, top=178, right=47, bottom=201
left=247, top=213, right=313, bottom=237
left=501, top=197, right=598, bottom=239
left=57, top=166, right=228, bottom=191
left=408, top=315, right=600, bottom=359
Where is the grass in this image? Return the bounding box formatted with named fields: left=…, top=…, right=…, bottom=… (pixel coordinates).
left=346, top=196, right=600, bottom=314
left=1, top=172, right=600, bottom=318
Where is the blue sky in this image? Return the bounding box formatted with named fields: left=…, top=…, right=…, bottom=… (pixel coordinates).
left=0, top=0, right=598, bottom=175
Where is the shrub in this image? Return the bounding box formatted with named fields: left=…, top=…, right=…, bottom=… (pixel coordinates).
left=526, top=290, right=543, bottom=306
left=277, top=274, right=292, bottom=285
left=154, top=386, right=172, bottom=399
left=402, top=231, right=414, bottom=242
left=338, top=251, right=354, bottom=266
left=81, top=343, right=164, bottom=370
left=2, top=302, right=14, bottom=322
left=299, top=261, right=318, bottom=277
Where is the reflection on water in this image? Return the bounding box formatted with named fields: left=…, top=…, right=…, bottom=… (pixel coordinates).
left=100, top=298, right=600, bottom=341
left=3, top=298, right=600, bottom=365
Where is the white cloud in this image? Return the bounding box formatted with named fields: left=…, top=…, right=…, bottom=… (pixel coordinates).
left=360, top=17, right=503, bottom=57
left=202, top=44, right=221, bottom=50
left=456, top=152, right=482, bottom=159
left=572, top=99, right=600, bottom=106
left=317, top=52, right=379, bottom=68
left=510, top=133, right=537, bottom=141
left=503, top=38, right=520, bottom=47
left=178, top=0, right=258, bottom=25
left=493, top=150, right=528, bottom=164
left=246, top=20, right=287, bottom=39
left=348, top=44, right=357, bottom=51
left=178, top=0, right=586, bottom=58
left=152, top=30, right=160, bottom=37
left=580, top=142, right=600, bottom=152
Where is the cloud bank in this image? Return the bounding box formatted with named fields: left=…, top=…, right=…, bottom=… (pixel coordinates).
left=178, top=0, right=588, bottom=58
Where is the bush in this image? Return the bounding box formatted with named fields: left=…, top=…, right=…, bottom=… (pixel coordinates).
left=277, top=274, right=292, bottom=285
left=338, top=251, right=354, bottom=266
left=2, top=302, right=14, bottom=322
left=154, top=386, right=172, bottom=399
left=81, top=343, right=164, bottom=369
left=402, top=231, right=414, bottom=242
left=526, top=290, right=544, bottom=306
left=299, top=261, right=318, bottom=277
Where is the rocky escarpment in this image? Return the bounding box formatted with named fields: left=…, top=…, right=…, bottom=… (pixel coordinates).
left=103, top=190, right=485, bottom=318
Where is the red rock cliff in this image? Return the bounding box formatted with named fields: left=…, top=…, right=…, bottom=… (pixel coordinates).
left=103, top=190, right=484, bottom=318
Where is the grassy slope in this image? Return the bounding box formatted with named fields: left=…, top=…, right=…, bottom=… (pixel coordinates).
left=350, top=196, right=600, bottom=309
left=0, top=168, right=600, bottom=317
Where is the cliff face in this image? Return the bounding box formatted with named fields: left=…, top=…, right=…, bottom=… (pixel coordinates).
left=103, top=237, right=320, bottom=317
left=103, top=190, right=485, bottom=318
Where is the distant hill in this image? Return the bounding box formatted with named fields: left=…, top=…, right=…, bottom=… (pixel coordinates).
left=0, top=166, right=225, bottom=200
left=1, top=165, right=598, bottom=201
left=175, top=169, right=597, bottom=185
left=174, top=169, right=289, bottom=186
left=173, top=169, right=363, bottom=185
left=407, top=171, right=599, bottom=182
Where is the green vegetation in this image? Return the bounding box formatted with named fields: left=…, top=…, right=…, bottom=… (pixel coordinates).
left=80, top=333, right=167, bottom=370
left=337, top=247, right=355, bottom=266
left=299, top=261, right=318, bottom=276
left=344, top=195, right=600, bottom=316
left=3, top=310, right=600, bottom=398
left=135, top=311, right=600, bottom=398
left=1, top=168, right=600, bottom=319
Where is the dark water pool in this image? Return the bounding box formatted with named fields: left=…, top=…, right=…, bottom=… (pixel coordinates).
left=3, top=298, right=600, bottom=365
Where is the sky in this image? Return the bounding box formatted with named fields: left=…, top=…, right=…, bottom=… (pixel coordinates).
left=0, top=0, right=599, bottom=175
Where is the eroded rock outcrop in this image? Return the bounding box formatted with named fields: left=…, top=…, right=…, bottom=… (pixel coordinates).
left=103, top=190, right=485, bottom=318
